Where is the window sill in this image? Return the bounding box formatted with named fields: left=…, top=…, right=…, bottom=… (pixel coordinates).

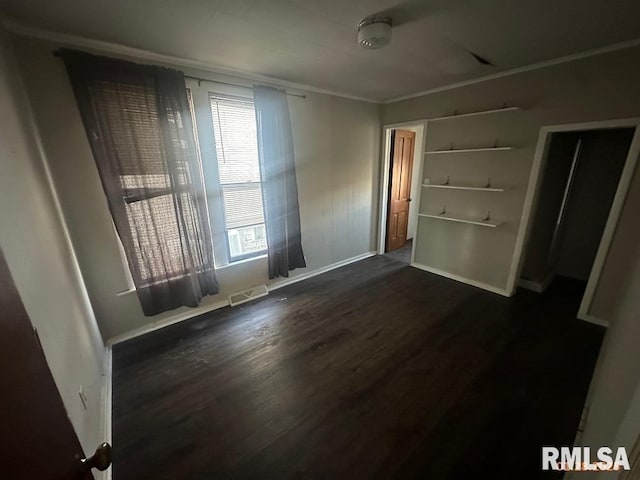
left=116, top=287, right=136, bottom=297
left=217, top=253, right=267, bottom=270
left=114, top=254, right=267, bottom=297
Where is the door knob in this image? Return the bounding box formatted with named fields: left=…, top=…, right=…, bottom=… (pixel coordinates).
left=80, top=442, right=112, bottom=472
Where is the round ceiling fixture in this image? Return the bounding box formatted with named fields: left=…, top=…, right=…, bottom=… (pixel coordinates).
left=358, top=15, right=392, bottom=49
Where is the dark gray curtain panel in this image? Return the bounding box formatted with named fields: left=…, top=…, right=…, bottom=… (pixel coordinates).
left=253, top=86, right=306, bottom=278
left=61, top=50, right=218, bottom=315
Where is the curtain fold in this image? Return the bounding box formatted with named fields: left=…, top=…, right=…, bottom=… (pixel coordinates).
left=61, top=49, right=218, bottom=316
left=253, top=86, right=306, bottom=278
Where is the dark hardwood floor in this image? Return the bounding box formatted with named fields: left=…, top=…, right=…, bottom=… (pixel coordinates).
left=385, top=239, right=412, bottom=263
left=113, top=254, right=604, bottom=479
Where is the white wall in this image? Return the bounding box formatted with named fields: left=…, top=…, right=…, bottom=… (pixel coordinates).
left=567, top=237, right=640, bottom=479
left=384, top=45, right=640, bottom=320
left=13, top=35, right=382, bottom=340
left=0, top=27, right=105, bottom=454
left=578, top=146, right=640, bottom=447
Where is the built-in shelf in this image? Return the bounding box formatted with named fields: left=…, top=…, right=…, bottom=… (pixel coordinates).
left=419, top=212, right=502, bottom=228
left=428, top=106, right=520, bottom=122
left=422, top=176, right=504, bottom=192
left=423, top=184, right=504, bottom=192
left=425, top=146, right=513, bottom=155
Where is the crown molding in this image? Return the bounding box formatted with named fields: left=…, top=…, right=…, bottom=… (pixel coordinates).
left=3, top=19, right=380, bottom=104
left=5, top=15, right=640, bottom=106
left=383, top=37, right=640, bottom=104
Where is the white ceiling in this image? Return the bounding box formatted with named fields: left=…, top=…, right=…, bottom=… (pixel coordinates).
left=2, top=0, right=640, bottom=101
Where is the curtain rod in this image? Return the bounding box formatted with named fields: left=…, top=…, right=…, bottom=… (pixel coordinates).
left=185, top=76, right=306, bottom=99
left=51, top=49, right=305, bottom=99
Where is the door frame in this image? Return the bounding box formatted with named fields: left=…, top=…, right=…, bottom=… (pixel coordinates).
left=506, top=117, right=640, bottom=326
left=378, top=120, right=428, bottom=262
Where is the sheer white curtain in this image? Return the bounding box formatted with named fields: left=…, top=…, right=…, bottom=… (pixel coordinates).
left=253, top=86, right=306, bottom=278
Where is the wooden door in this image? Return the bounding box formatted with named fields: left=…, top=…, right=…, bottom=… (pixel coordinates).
left=0, top=247, right=106, bottom=480
left=386, top=129, right=416, bottom=252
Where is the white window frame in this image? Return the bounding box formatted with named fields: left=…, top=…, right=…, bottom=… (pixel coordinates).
left=186, top=79, right=267, bottom=267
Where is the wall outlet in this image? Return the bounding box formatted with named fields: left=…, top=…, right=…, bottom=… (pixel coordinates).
left=78, top=385, right=88, bottom=411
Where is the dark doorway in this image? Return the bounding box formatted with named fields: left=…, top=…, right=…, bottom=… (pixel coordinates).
left=520, top=127, right=634, bottom=296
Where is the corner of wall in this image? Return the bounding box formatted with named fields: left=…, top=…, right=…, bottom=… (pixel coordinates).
left=0, top=29, right=106, bottom=453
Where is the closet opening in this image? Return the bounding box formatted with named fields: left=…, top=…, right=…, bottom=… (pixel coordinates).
left=518, top=126, right=636, bottom=324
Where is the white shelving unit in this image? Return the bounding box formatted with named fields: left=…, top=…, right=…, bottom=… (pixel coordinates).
left=422, top=177, right=504, bottom=192
left=428, top=106, right=520, bottom=122
left=425, top=146, right=512, bottom=155
left=423, top=184, right=504, bottom=192
left=413, top=102, right=517, bottom=268
left=418, top=211, right=502, bottom=228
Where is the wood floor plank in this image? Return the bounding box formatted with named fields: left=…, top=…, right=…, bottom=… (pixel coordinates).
left=113, top=255, right=603, bottom=479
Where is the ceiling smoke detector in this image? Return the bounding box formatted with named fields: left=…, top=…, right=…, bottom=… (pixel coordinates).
left=358, top=15, right=392, bottom=49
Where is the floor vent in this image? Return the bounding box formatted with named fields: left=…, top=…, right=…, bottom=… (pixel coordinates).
left=228, top=284, right=268, bottom=307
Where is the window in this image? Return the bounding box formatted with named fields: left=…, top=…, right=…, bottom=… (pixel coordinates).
left=101, top=83, right=206, bottom=287
left=209, top=94, right=267, bottom=261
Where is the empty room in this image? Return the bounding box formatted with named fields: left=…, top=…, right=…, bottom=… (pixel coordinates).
left=2, top=1, right=640, bottom=478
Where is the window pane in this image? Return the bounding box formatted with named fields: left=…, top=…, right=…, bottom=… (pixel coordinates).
left=227, top=224, right=267, bottom=259
left=221, top=183, right=264, bottom=229
left=209, top=95, right=261, bottom=184
left=101, top=83, right=191, bottom=178
left=96, top=82, right=205, bottom=286
left=125, top=193, right=201, bottom=285
left=209, top=93, right=268, bottom=262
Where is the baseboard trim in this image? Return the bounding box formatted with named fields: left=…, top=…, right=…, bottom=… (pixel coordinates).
left=518, top=273, right=555, bottom=293
left=411, top=262, right=512, bottom=297
left=577, top=313, right=610, bottom=328
left=107, top=251, right=378, bottom=345
left=107, top=298, right=231, bottom=346
left=518, top=278, right=544, bottom=292
left=269, top=251, right=377, bottom=292
left=100, top=345, right=113, bottom=480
